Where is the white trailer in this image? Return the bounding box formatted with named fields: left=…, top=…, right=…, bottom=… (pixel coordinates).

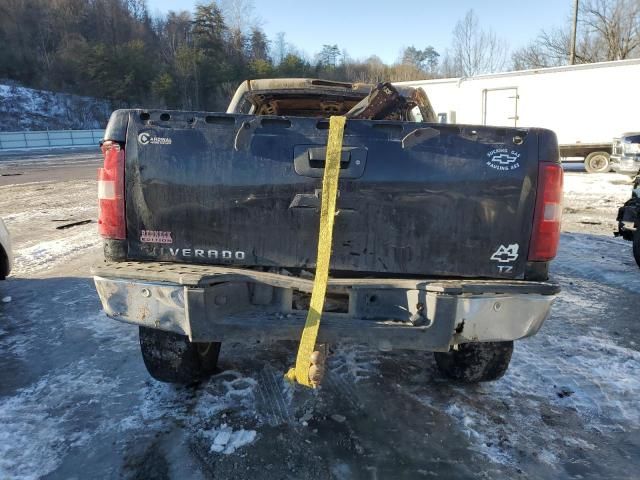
left=397, top=58, right=640, bottom=172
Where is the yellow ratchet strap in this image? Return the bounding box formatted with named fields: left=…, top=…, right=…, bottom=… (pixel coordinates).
left=285, top=115, right=346, bottom=388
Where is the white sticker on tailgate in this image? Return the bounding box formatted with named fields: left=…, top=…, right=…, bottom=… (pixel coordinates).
left=487, top=148, right=521, bottom=171
left=138, top=132, right=172, bottom=145
left=491, top=243, right=519, bottom=273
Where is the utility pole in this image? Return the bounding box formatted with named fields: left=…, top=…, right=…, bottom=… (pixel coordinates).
left=570, top=0, right=579, bottom=64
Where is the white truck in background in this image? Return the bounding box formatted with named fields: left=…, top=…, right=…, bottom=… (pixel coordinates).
left=398, top=58, right=640, bottom=173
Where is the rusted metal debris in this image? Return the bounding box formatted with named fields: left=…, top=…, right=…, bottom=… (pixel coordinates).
left=345, top=82, right=406, bottom=120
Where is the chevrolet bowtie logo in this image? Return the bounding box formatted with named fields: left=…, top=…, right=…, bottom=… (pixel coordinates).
left=490, top=153, right=519, bottom=165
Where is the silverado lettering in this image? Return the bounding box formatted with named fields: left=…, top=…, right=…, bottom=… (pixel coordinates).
left=162, top=247, right=246, bottom=260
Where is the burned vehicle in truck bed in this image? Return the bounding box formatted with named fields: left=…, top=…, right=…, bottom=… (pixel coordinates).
left=226, top=78, right=434, bottom=120
left=92, top=78, right=562, bottom=387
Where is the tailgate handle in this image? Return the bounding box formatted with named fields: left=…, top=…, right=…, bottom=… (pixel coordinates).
left=293, top=145, right=367, bottom=179
left=307, top=147, right=351, bottom=168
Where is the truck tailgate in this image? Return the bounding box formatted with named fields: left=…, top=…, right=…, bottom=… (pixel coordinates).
left=110, top=110, right=553, bottom=279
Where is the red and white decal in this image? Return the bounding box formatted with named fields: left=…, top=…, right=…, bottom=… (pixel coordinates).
left=140, top=230, right=173, bottom=244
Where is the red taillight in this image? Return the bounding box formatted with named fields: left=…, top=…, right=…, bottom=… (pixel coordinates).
left=97, top=141, right=125, bottom=240
left=528, top=163, right=563, bottom=261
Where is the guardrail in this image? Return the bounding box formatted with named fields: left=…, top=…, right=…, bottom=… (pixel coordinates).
left=0, top=129, right=104, bottom=151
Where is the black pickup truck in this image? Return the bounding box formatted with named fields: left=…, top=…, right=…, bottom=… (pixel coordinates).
left=92, top=79, right=562, bottom=385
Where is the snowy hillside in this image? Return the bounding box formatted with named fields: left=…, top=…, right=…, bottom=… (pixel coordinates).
left=0, top=83, right=112, bottom=131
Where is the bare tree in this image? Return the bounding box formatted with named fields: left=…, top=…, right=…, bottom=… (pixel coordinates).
left=512, top=28, right=593, bottom=69
left=447, top=10, right=508, bottom=76
left=581, top=0, right=640, bottom=60
left=512, top=42, right=558, bottom=70
left=272, top=31, right=287, bottom=65
left=514, top=26, right=606, bottom=68
left=219, top=0, right=260, bottom=33
left=512, top=0, right=640, bottom=69
left=156, top=11, right=192, bottom=64
left=344, top=55, right=388, bottom=83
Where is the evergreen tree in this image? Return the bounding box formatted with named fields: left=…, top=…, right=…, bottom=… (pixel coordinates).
left=192, top=2, right=230, bottom=109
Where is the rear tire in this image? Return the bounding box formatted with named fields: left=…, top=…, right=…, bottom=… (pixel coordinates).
left=434, top=341, right=513, bottom=383
left=139, top=327, right=221, bottom=384
left=633, top=230, right=640, bottom=269
left=0, top=246, right=8, bottom=280
left=584, top=152, right=611, bottom=173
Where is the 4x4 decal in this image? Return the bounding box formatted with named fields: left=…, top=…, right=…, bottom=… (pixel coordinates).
left=491, top=244, right=519, bottom=273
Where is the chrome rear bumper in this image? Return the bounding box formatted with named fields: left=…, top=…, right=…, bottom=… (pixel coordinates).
left=92, top=261, right=559, bottom=351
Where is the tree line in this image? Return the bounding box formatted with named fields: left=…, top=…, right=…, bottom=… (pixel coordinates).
left=0, top=0, right=638, bottom=112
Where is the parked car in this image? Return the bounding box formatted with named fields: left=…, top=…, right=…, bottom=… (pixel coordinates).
left=611, top=133, right=640, bottom=176
left=0, top=218, right=13, bottom=279
left=615, top=170, right=640, bottom=267
left=92, top=78, right=562, bottom=386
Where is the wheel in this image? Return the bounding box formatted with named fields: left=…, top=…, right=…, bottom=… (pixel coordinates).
left=0, top=246, right=9, bottom=280
left=584, top=151, right=611, bottom=173
left=434, top=341, right=513, bottom=383
left=633, top=230, right=640, bottom=269
left=139, top=327, right=221, bottom=384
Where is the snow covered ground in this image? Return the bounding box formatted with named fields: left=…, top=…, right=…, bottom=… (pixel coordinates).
left=562, top=171, right=634, bottom=236
left=0, top=83, right=111, bottom=131
left=1, top=179, right=99, bottom=277
left=0, top=158, right=638, bottom=479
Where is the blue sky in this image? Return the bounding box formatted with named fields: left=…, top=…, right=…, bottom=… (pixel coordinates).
left=146, top=0, right=572, bottom=63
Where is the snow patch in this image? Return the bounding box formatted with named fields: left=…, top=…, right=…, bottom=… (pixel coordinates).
left=445, top=402, right=513, bottom=466
left=13, top=228, right=100, bottom=275
left=204, top=424, right=257, bottom=454
left=2, top=204, right=94, bottom=223
left=119, top=369, right=260, bottom=436
left=0, top=361, right=123, bottom=480
left=554, top=233, right=640, bottom=293
left=0, top=82, right=110, bottom=131
left=329, top=344, right=380, bottom=382
left=436, top=330, right=640, bottom=468
left=220, top=371, right=258, bottom=401
left=563, top=172, right=632, bottom=204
